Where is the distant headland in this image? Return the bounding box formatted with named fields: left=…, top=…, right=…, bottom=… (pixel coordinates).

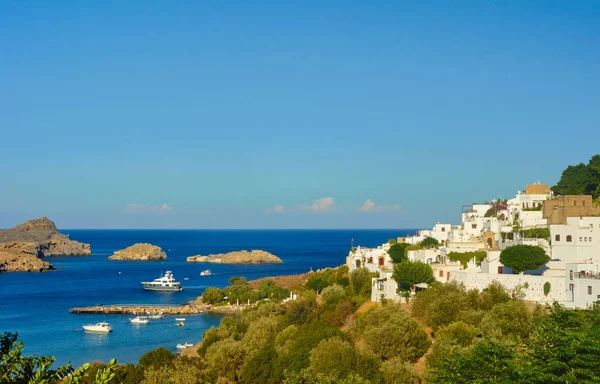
left=0, top=217, right=91, bottom=272
left=108, top=243, right=167, bottom=261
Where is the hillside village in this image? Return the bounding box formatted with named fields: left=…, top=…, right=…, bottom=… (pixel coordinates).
left=348, top=183, right=600, bottom=308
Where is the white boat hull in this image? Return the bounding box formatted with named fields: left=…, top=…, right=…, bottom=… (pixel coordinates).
left=142, top=283, right=183, bottom=292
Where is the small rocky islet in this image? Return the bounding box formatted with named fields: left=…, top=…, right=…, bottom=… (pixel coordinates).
left=107, top=243, right=167, bottom=261
left=186, top=249, right=283, bottom=264
left=0, top=217, right=91, bottom=273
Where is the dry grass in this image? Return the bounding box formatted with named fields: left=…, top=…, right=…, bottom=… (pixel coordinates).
left=247, top=272, right=311, bottom=289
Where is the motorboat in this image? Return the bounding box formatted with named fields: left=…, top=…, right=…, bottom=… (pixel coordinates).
left=82, top=322, right=112, bottom=333
left=141, top=271, right=183, bottom=292
left=175, top=317, right=186, bottom=321
left=176, top=344, right=187, bottom=349
left=148, top=313, right=163, bottom=319
left=200, top=269, right=212, bottom=276
left=130, top=316, right=149, bottom=324
left=184, top=342, right=193, bottom=347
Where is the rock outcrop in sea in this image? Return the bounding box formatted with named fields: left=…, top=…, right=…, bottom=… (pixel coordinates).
left=0, top=217, right=91, bottom=272
left=108, top=243, right=167, bottom=261
left=186, top=250, right=283, bottom=264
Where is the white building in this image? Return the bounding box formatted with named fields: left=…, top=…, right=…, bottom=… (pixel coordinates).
left=565, top=262, right=600, bottom=308
left=347, top=243, right=393, bottom=273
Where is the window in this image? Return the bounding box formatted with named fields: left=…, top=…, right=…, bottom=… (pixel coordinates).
left=584, top=237, right=588, bottom=242
left=439, top=270, right=444, bottom=277
left=555, top=234, right=560, bottom=242
left=378, top=257, right=385, bottom=266
left=569, top=284, right=574, bottom=291
left=567, top=235, right=572, bottom=242
left=442, top=227, right=446, bottom=232
left=472, top=224, right=477, bottom=229
left=377, top=280, right=385, bottom=291
left=580, top=237, right=583, bottom=242
left=570, top=270, right=573, bottom=280
left=574, top=200, right=578, bottom=207
left=589, top=286, right=593, bottom=295
left=367, top=257, right=373, bottom=264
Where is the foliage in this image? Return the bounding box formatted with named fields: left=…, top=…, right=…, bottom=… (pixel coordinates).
left=543, top=282, right=551, bottom=296
left=355, top=304, right=431, bottom=362
left=239, top=344, right=282, bottom=384
left=306, top=267, right=350, bottom=293
left=387, top=239, right=396, bottom=245
left=421, top=237, right=439, bottom=249
left=202, top=287, right=224, bottom=304
left=447, top=251, right=487, bottom=269
left=380, top=357, right=420, bottom=384
left=309, top=337, right=357, bottom=379
left=257, top=279, right=290, bottom=302
left=387, top=242, right=410, bottom=263
left=522, top=205, right=543, bottom=211
left=552, top=155, right=600, bottom=198
left=522, top=227, right=550, bottom=240
left=138, top=347, right=174, bottom=369
left=205, top=338, right=245, bottom=382
left=480, top=300, right=532, bottom=341
left=349, top=268, right=374, bottom=298
left=392, top=260, right=434, bottom=291
left=499, top=245, right=550, bottom=273
left=142, top=357, right=210, bottom=384
left=321, top=284, right=347, bottom=307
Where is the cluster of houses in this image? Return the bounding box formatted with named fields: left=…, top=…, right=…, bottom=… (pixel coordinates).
left=347, top=183, right=600, bottom=308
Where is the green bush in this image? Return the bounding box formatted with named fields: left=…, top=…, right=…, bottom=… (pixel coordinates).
left=392, top=260, right=434, bottom=291
left=499, top=245, right=550, bottom=273
left=421, top=237, right=440, bottom=249
left=523, top=227, right=550, bottom=240
left=202, top=287, right=224, bottom=304
left=388, top=242, right=410, bottom=263
left=447, top=251, right=487, bottom=269
left=321, top=284, right=347, bottom=307
left=543, top=282, right=551, bottom=296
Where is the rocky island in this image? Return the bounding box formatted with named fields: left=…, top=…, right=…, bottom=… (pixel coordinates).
left=186, top=249, right=283, bottom=264
left=108, top=243, right=167, bottom=261
left=0, top=217, right=91, bottom=272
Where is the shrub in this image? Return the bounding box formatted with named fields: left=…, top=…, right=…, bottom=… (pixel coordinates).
left=205, top=338, right=245, bottom=381
left=202, top=287, right=224, bottom=304
left=499, top=245, right=550, bottom=273
left=321, top=284, right=347, bottom=307
left=480, top=300, right=532, bottom=341
left=523, top=227, right=550, bottom=240
left=381, top=356, right=421, bottom=384
left=356, top=304, right=431, bottom=362
left=544, top=282, right=551, bottom=296
left=309, top=337, right=357, bottom=379
left=138, top=347, right=174, bottom=369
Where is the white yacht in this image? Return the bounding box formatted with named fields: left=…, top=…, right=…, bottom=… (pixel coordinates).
left=176, top=343, right=187, bottom=349
left=148, top=313, right=163, bottom=319
left=141, top=271, right=183, bottom=292
left=82, top=322, right=112, bottom=333
left=184, top=342, right=193, bottom=347
left=200, top=269, right=212, bottom=276
left=130, top=316, right=149, bottom=324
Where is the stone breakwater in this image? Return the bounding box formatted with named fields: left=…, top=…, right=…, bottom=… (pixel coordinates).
left=69, top=304, right=254, bottom=315
left=186, top=249, right=283, bottom=264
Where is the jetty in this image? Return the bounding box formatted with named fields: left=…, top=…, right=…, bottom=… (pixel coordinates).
left=69, top=303, right=255, bottom=315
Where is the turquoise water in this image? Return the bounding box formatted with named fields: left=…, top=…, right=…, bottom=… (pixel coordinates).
left=0, top=229, right=411, bottom=366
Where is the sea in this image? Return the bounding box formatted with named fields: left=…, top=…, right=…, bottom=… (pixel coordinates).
left=0, top=229, right=414, bottom=367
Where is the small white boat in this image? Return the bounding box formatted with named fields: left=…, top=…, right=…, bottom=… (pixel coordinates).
left=184, top=277, right=189, bottom=280
left=200, top=269, right=212, bottom=276
left=184, top=342, right=193, bottom=347
left=130, top=316, right=149, bottom=324
left=82, top=322, right=112, bottom=333
left=175, top=317, right=186, bottom=321
left=176, top=344, right=187, bottom=349
left=149, top=313, right=163, bottom=319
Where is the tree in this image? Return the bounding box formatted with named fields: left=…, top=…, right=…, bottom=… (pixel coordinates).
left=309, top=337, right=357, bottom=379
left=552, top=155, right=600, bottom=198
left=349, top=268, right=373, bottom=298
left=421, top=237, right=439, bottom=249
left=392, top=260, right=434, bottom=292
left=499, top=245, right=550, bottom=274
left=205, top=338, right=245, bottom=382
left=321, top=284, right=347, bottom=307
left=387, top=243, right=410, bottom=263
left=447, top=251, right=487, bottom=269
left=229, top=276, right=248, bottom=285
left=380, top=357, right=420, bottom=384
left=138, top=347, right=174, bottom=369
left=356, top=304, right=431, bottom=362
left=202, top=287, right=224, bottom=304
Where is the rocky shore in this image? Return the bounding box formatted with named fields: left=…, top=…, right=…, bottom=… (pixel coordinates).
left=108, top=243, right=166, bottom=261
left=186, top=249, right=283, bottom=264
left=70, top=303, right=252, bottom=315
left=0, top=217, right=91, bottom=272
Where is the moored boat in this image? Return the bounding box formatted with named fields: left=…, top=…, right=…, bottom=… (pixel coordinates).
left=141, top=271, right=183, bottom=292
left=149, top=313, right=163, bottom=319
left=176, top=344, right=187, bottom=349
left=82, top=322, right=112, bottom=333
left=200, top=269, right=212, bottom=276
left=130, top=316, right=149, bottom=324
left=175, top=317, right=186, bottom=321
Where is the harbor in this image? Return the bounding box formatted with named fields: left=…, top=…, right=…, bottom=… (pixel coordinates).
left=69, top=302, right=254, bottom=315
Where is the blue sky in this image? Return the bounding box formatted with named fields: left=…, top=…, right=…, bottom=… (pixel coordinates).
left=1, top=1, right=599, bottom=229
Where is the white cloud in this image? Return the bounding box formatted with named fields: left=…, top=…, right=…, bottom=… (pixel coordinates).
left=127, top=204, right=171, bottom=213
left=360, top=199, right=401, bottom=213
left=310, top=197, right=336, bottom=212
left=266, top=204, right=285, bottom=213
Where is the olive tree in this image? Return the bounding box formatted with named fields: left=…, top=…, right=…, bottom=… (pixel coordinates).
left=392, top=260, right=434, bottom=292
